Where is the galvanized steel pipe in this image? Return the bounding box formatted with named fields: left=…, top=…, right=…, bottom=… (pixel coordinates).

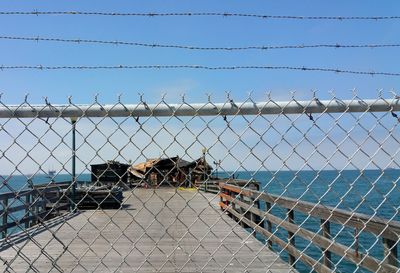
left=0, top=99, right=399, bottom=118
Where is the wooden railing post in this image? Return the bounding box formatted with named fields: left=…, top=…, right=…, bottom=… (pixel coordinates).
left=219, top=184, right=224, bottom=211
left=255, top=196, right=262, bottom=226
left=239, top=194, right=245, bottom=228
left=56, top=188, right=61, bottom=215
left=265, top=202, right=273, bottom=249
left=230, top=190, right=236, bottom=211
left=32, top=191, right=39, bottom=226
left=231, top=190, right=240, bottom=222
left=42, top=190, right=47, bottom=221
left=383, top=238, right=398, bottom=267
left=2, top=198, right=8, bottom=238
left=226, top=188, right=232, bottom=218
left=250, top=195, right=257, bottom=237
left=25, top=193, right=31, bottom=229
left=320, top=219, right=332, bottom=269
left=287, top=209, right=296, bottom=267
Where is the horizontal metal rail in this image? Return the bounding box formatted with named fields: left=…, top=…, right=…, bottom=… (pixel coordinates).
left=0, top=99, right=399, bottom=118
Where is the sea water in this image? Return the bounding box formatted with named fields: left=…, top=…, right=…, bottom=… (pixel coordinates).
left=1, top=170, right=398, bottom=273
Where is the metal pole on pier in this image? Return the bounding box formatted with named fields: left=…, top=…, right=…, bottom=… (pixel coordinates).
left=213, top=160, right=221, bottom=179
left=71, top=117, right=77, bottom=212
left=202, top=147, right=208, bottom=190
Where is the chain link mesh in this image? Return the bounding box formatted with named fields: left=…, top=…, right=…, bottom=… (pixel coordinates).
left=0, top=94, right=399, bottom=273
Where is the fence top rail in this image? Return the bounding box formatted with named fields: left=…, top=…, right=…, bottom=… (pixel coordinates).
left=0, top=98, right=399, bottom=118
left=220, top=183, right=400, bottom=240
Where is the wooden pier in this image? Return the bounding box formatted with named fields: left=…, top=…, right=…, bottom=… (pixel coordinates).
left=1, top=180, right=399, bottom=273
left=0, top=188, right=296, bottom=272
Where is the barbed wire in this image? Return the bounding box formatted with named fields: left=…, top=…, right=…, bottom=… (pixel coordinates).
left=1, top=35, right=399, bottom=51
left=0, top=11, right=399, bottom=20
left=0, top=64, right=399, bottom=76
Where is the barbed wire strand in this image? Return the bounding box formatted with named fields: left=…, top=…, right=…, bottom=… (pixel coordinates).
left=0, top=65, right=399, bottom=77
left=1, top=35, right=399, bottom=51
left=0, top=11, right=399, bottom=20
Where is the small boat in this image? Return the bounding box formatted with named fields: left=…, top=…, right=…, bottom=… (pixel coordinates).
left=46, top=169, right=56, bottom=179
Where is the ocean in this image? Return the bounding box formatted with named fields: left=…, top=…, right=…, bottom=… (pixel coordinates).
left=1, top=170, right=398, bottom=273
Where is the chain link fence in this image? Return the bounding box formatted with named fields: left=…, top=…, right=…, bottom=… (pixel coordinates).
left=0, top=94, right=399, bottom=273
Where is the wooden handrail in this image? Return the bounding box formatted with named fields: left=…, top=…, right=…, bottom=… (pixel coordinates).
left=220, top=202, right=333, bottom=273
left=0, top=182, right=70, bottom=201
left=219, top=184, right=400, bottom=241
left=0, top=190, right=32, bottom=201
left=0, top=183, right=70, bottom=238
left=219, top=184, right=399, bottom=271
left=0, top=210, right=51, bottom=233
left=221, top=193, right=398, bottom=273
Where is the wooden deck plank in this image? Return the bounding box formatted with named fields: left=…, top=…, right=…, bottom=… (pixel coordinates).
left=0, top=188, right=296, bottom=272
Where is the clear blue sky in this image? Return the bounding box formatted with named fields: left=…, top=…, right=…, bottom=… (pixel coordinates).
left=0, top=1, right=400, bottom=174
left=0, top=0, right=399, bottom=104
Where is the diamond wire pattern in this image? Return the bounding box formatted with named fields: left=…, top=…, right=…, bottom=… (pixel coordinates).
left=253, top=107, right=354, bottom=268
left=182, top=100, right=274, bottom=271
left=10, top=128, right=99, bottom=270
left=320, top=100, right=399, bottom=243
left=0, top=95, right=399, bottom=272
left=239, top=114, right=322, bottom=270
left=156, top=99, right=268, bottom=270
left=214, top=96, right=396, bottom=270
left=113, top=103, right=382, bottom=270
left=269, top=109, right=357, bottom=267
left=68, top=127, right=155, bottom=271
left=111, top=116, right=193, bottom=272
left=145, top=108, right=252, bottom=271
left=212, top=122, right=275, bottom=270
left=0, top=111, right=82, bottom=271
left=226, top=100, right=306, bottom=270
left=198, top=99, right=272, bottom=268
left=150, top=104, right=243, bottom=271
left=69, top=105, right=209, bottom=272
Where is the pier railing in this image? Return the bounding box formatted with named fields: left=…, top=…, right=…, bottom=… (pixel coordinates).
left=196, top=179, right=260, bottom=194
left=0, top=183, right=70, bottom=238
left=218, top=183, right=399, bottom=273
